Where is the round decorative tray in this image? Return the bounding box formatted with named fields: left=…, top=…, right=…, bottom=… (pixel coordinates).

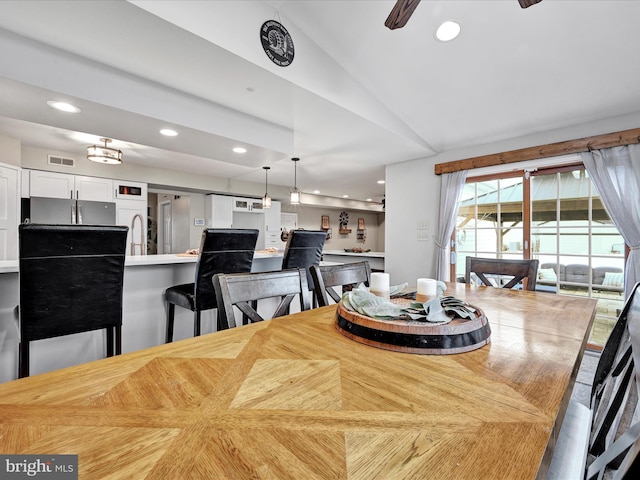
left=335, top=298, right=491, bottom=355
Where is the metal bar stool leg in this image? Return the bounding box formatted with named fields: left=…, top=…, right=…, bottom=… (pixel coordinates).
left=18, top=341, right=29, bottom=378
left=166, top=303, right=175, bottom=343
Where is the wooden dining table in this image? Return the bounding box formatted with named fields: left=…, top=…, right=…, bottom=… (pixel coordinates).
left=0, top=283, right=596, bottom=479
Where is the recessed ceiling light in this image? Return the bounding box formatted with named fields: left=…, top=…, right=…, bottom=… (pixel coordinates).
left=233, top=147, right=247, bottom=154
left=313, top=190, right=320, bottom=194
left=377, top=180, right=386, bottom=184
left=366, top=198, right=373, bottom=202
left=435, top=20, right=461, bottom=42
left=160, top=129, right=178, bottom=137
left=47, top=101, right=81, bottom=113
left=342, top=195, right=349, bottom=198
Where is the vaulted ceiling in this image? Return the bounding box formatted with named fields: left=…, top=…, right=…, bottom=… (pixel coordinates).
left=1, top=0, right=639, bottom=202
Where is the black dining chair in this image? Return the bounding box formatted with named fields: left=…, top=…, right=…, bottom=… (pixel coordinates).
left=212, top=268, right=311, bottom=330
left=464, top=256, right=539, bottom=291
left=547, top=282, right=640, bottom=479
left=281, top=230, right=327, bottom=305
left=18, top=224, right=128, bottom=378
left=164, top=228, right=259, bottom=342
left=310, top=261, right=372, bottom=307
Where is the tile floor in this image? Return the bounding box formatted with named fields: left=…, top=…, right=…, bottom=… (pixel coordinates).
left=571, top=350, right=599, bottom=407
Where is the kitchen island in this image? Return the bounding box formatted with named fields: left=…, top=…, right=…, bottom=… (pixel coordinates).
left=0, top=251, right=286, bottom=382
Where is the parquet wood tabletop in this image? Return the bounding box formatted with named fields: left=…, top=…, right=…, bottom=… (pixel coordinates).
left=0, top=283, right=596, bottom=479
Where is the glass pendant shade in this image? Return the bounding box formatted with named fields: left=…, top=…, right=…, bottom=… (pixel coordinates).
left=290, top=188, right=300, bottom=205
left=87, top=138, right=122, bottom=164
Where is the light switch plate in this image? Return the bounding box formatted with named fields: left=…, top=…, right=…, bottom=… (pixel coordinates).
left=194, top=218, right=205, bottom=226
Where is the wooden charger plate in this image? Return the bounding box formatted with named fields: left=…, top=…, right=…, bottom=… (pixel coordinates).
left=335, top=297, right=491, bottom=355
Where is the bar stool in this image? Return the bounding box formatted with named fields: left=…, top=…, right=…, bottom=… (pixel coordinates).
left=164, top=228, right=259, bottom=342
left=18, top=224, right=128, bottom=378
left=281, top=230, right=327, bottom=306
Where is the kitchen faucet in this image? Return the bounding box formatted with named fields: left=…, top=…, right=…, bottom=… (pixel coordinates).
left=130, top=213, right=146, bottom=255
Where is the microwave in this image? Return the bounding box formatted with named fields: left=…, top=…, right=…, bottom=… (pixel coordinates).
left=114, top=182, right=147, bottom=200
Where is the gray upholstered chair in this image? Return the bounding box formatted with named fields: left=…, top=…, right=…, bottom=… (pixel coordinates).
left=464, top=256, right=539, bottom=291
left=18, top=224, right=128, bottom=378
left=310, top=261, right=372, bottom=307
left=212, top=268, right=311, bottom=330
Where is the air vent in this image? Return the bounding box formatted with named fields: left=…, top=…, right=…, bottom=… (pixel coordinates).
left=48, top=155, right=75, bottom=167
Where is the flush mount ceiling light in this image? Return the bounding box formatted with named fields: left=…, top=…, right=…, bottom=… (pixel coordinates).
left=46, top=100, right=81, bottom=113
left=435, top=20, right=461, bottom=42
left=87, top=138, right=122, bottom=164
left=262, top=166, right=272, bottom=209
left=290, top=157, right=301, bottom=205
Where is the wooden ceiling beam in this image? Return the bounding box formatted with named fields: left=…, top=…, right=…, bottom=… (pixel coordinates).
left=434, top=127, right=640, bottom=175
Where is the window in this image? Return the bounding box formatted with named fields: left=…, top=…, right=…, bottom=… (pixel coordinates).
left=454, top=165, right=625, bottom=349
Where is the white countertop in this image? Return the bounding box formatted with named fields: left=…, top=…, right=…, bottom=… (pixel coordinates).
left=322, top=250, right=385, bottom=258
left=0, top=251, right=285, bottom=273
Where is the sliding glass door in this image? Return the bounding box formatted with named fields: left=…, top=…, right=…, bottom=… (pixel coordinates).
left=454, top=166, right=625, bottom=348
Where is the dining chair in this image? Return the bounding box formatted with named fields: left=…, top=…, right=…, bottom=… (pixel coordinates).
left=18, top=223, right=128, bottom=378
left=212, top=268, right=311, bottom=330
left=464, top=256, right=539, bottom=291
left=164, top=228, right=259, bottom=342
left=547, top=282, right=640, bottom=479
left=281, top=230, right=327, bottom=304
left=309, top=261, right=372, bottom=307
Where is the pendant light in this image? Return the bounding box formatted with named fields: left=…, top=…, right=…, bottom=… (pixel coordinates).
left=290, top=157, right=301, bottom=205
left=262, top=166, right=272, bottom=209
left=87, top=138, right=122, bottom=164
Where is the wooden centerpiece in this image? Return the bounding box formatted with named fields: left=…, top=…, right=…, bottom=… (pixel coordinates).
left=335, top=297, right=491, bottom=355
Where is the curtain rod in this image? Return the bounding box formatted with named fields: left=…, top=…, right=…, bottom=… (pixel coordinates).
left=434, top=127, right=640, bottom=175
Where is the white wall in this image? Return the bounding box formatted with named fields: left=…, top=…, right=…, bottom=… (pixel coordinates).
left=0, top=135, right=20, bottom=166
left=386, top=158, right=439, bottom=286
left=283, top=204, right=384, bottom=252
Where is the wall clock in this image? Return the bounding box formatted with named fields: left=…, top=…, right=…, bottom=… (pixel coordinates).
left=260, top=20, right=295, bottom=67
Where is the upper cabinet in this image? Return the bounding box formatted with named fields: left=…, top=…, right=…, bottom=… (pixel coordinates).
left=205, top=194, right=233, bottom=228
left=75, top=175, right=114, bottom=202
left=232, top=197, right=264, bottom=213
left=29, top=170, right=113, bottom=202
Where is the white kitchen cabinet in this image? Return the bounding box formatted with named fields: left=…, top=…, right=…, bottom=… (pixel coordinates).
left=0, top=164, right=20, bottom=260
left=29, top=170, right=75, bottom=198
left=29, top=170, right=113, bottom=202
left=205, top=194, right=233, bottom=228
left=232, top=197, right=264, bottom=213
left=206, top=195, right=281, bottom=250
left=75, top=175, right=113, bottom=201
left=263, top=201, right=282, bottom=249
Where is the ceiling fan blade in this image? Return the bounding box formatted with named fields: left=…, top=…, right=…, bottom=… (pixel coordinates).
left=518, top=0, right=542, bottom=8
left=385, top=0, right=421, bottom=30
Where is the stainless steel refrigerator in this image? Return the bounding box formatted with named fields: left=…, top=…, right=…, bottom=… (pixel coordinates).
left=28, top=196, right=116, bottom=225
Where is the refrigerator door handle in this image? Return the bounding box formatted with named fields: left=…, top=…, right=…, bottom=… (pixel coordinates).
left=71, top=204, right=77, bottom=224
left=77, top=204, right=83, bottom=224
